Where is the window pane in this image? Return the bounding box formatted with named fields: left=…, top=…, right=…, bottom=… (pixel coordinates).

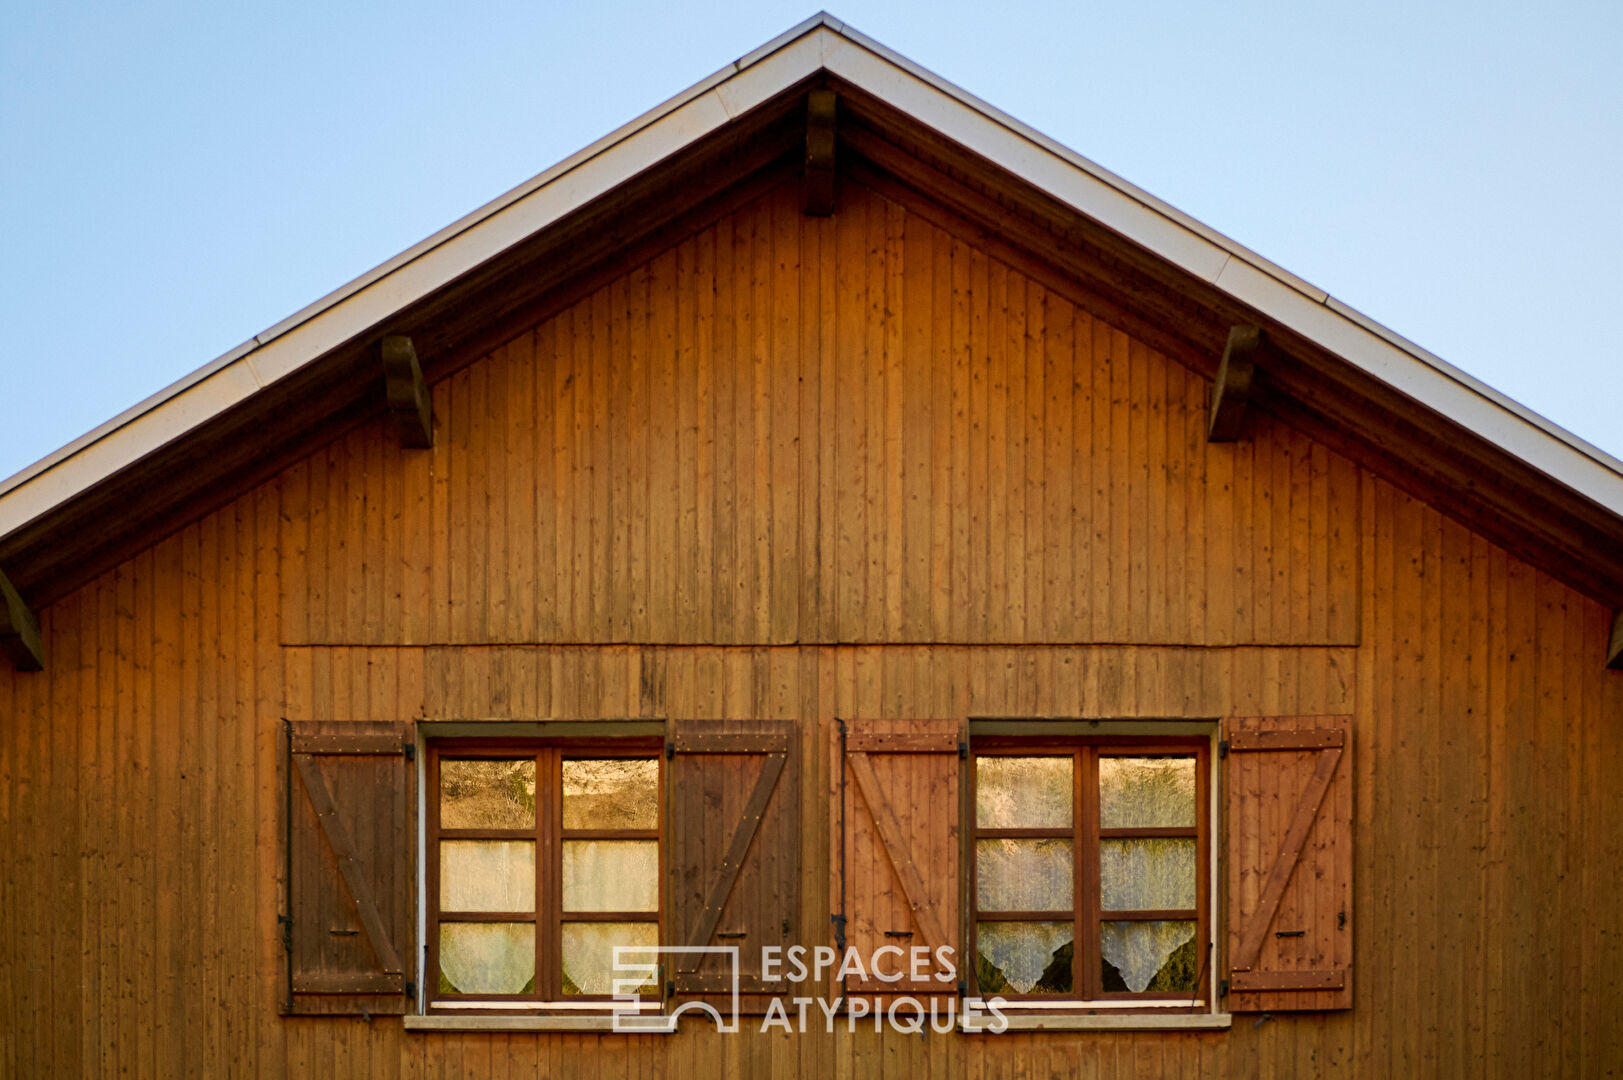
left=1101, top=920, right=1198, bottom=993
left=1099, top=756, right=1195, bottom=828
left=1100, top=837, right=1197, bottom=910
left=975, top=756, right=1072, bottom=829
left=561, top=840, right=659, bottom=912
left=439, top=922, right=535, bottom=995
left=975, top=922, right=1073, bottom=995
left=976, top=838, right=1073, bottom=911
left=440, top=840, right=535, bottom=912
left=561, top=921, right=659, bottom=995
left=440, top=758, right=536, bottom=829
left=563, top=759, right=658, bottom=830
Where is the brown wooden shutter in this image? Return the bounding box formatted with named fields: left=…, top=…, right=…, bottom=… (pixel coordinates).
left=1224, top=715, right=1353, bottom=1011
left=281, top=720, right=414, bottom=1016
left=668, top=719, right=800, bottom=1007
left=839, top=719, right=961, bottom=996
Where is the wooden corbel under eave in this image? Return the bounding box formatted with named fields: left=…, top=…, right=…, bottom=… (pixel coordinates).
left=1208, top=324, right=1263, bottom=442
left=1607, top=609, right=1623, bottom=671
left=0, top=567, right=44, bottom=672
left=803, top=89, right=837, bottom=217
left=381, top=335, right=434, bottom=448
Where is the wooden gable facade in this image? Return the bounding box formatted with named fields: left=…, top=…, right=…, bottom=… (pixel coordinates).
left=2, top=18, right=1622, bottom=1079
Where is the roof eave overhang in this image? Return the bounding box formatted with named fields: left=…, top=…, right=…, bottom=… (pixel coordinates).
left=3, top=13, right=1621, bottom=586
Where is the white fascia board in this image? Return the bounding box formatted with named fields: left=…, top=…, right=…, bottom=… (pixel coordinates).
left=0, top=358, right=267, bottom=533
left=823, top=35, right=1235, bottom=284
left=243, top=27, right=828, bottom=389
left=4, top=14, right=1621, bottom=548
left=1216, top=258, right=1623, bottom=509
left=242, top=83, right=744, bottom=387
left=0, top=336, right=263, bottom=501
left=1321, top=293, right=1623, bottom=475
left=0, top=25, right=828, bottom=541
left=823, top=22, right=1330, bottom=302
left=820, top=32, right=1623, bottom=519
left=249, top=15, right=841, bottom=348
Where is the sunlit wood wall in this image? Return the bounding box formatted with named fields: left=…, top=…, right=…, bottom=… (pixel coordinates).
left=2, top=177, right=1619, bottom=1078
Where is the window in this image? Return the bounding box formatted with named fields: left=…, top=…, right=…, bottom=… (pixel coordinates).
left=970, top=739, right=1210, bottom=1004
left=426, top=741, right=662, bottom=1010
left=282, top=716, right=1347, bottom=1025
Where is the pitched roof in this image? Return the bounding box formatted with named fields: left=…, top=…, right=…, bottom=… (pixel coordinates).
left=3, top=13, right=1621, bottom=608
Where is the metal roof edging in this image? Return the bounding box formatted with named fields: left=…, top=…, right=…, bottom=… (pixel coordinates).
left=3, top=13, right=1621, bottom=549
left=0, top=19, right=838, bottom=538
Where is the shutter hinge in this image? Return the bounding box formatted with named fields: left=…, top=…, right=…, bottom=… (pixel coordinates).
left=958, top=741, right=968, bottom=760
left=831, top=913, right=847, bottom=954
left=1218, top=739, right=1230, bottom=759
left=277, top=914, right=293, bottom=954
left=665, top=740, right=676, bottom=760
left=1219, top=977, right=1229, bottom=997
left=403, top=741, right=415, bottom=762
left=957, top=979, right=967, bottom=996
left=406, top=980, right=416, bottom=1001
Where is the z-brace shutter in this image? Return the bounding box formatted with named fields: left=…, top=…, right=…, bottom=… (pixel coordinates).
left=281, top=720, right=414, bottom=1016
left=1224, top=715, right=1353, bottom=1011
left=839, top=719, right=961, bottom=998
left=668, top=719, right=800, bottom=1009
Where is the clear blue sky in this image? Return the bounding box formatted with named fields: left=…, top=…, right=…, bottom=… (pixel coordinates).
left=4, top=1, right=1620, bottom=485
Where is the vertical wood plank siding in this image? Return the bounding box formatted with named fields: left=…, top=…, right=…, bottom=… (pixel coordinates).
left=1, top=176, right=1620, bottom=1077
left=280, top=181, right=1358, bottom=648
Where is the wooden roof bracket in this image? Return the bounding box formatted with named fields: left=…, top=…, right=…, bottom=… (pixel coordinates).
left=381, top=335, right=434, bottom=448
left=1607, top=609, right=1623, bottom=671
left=0, top=566, right=43, bottom=671
left=1208, top=324, right=1262, bottom=442
left=803, top=88, right=837, bottom=217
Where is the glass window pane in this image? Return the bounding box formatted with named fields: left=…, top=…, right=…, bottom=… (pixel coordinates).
left=563, top=759, right=658, bottom=830
left=561, top=921, right=659, bottom=995
left=1100, top=837, right=1197, bottom=910
left=975, top=922, right=1073, bottom=995
left=1101, top=920, right=1198, bottom=993
left=440, top=758, right=536, bottom=830
left=976, top=838, right=1073, bottom=912
left=440, top=840, right=535, bottom=912
left=439, top=922, right=535, bottom=995
left=561, top=840, right=659, bottom=913
left=1099, top=756, right=1196, bottom=828
left=975, top=756, right=1072, bottom=829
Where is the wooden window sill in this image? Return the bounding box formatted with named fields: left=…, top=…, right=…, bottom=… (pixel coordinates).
left=404, top=1015, right=674, bottom=1034
left=404, top=1012, right=1233, bottom=1034
left=961, top=1012, right=1233, bottom=1033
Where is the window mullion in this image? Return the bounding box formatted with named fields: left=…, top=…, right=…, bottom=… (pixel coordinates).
left=538, top=748, right=555, bottom=1002
left=1077, top=747, right=1092, bottom=1001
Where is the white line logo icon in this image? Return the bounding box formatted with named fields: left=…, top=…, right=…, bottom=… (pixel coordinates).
left=611, top=945, right=740, bottom=1033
